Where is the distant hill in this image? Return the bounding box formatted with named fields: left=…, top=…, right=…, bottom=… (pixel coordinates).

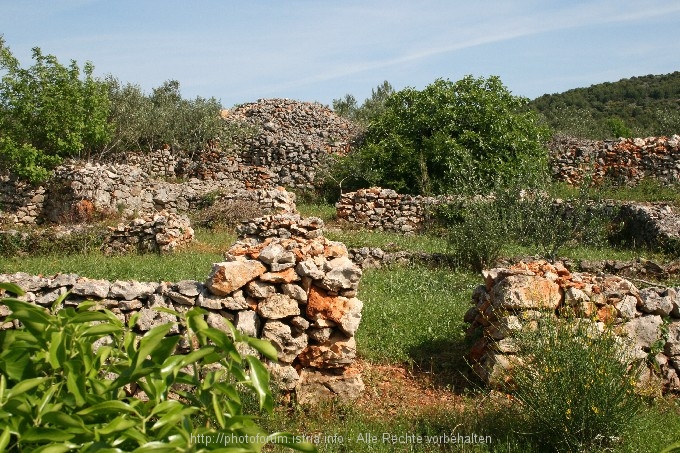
left=529, top=71, right=680, bottom=139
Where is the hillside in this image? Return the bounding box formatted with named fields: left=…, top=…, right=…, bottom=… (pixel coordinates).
left=530, top=71, right=680, bottom=138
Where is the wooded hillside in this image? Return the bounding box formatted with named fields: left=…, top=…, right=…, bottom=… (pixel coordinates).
left=530, top=71, right=680, bottom=138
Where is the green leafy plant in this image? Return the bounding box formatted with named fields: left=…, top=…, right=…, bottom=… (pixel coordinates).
left=0, top=37, right=111, bottom=182
left=504, top=315, right=644, bottom=452
left=335, top=76, right=549, bottom=196
left=0, top=282, right=315, bottom=452
left=437, top=196, right=516, bottom=272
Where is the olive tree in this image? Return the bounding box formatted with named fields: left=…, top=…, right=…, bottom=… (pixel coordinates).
left=336, top=76, right=549, bottom=196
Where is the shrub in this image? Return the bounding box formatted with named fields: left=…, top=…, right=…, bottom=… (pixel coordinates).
left=0, top=226, right=108, bottom=257
left=437, top=196, right=516, bottom=272
left=512, top=183, right=610, bottom=260
left=0, top=37, right=111, bottom=183
left=0, top=282, right=315, bottom=452
left=335, top=76, right=549, bottom=196
left=504, top=315, right=644, bottom=452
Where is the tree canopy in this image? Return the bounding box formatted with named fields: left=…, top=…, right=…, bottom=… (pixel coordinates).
left=335, top=76, right=549, bottom=196
left=530, top=71, right=680, bottom=138
left=0, top=37, right=110, bottom=182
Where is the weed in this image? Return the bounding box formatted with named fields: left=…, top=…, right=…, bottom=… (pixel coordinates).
left=504, top=315, right=645, bottom=452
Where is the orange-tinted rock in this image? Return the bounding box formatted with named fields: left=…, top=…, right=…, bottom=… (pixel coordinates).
left=260, top=267, right=300, bottom=283
left=491, top=275, right=562, bottom=310
left=205, top=260, right=266, bottom=296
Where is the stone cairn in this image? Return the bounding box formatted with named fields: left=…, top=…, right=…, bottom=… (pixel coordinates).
left=550, top=135, right=680, bottom=186
left=225, top=213, right=364, bottom=402
left=220, top=98, right=363, bottom=189
left=0, top=213, right=364, bottom=403
left=465, top=260, right=680, bottom=393
left=101, top=211, right=195, bottom=255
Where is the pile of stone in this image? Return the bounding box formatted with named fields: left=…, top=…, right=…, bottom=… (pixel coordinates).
left=219, top=98, right=363, bottom=188
left=101, top=211, right=194, bottom=255
left=0, top=157, right=300, bottom=226
left=102, top=148, right=179, bottom=179
left=0, top=214, right=365, bottom=403
left=218, top=186, right=297, bottom=215
left=348, top=247, right=456, bottom=269
left=236, top=213, right=324, bottom=241
left=217, top=213, right=364, bottom=402
left=465, top=260, right=680, bottom=393
left=549, top=135, right=680, bottom=186
left=616, top=203, right=680, bottom=253
left=336, top=187, right=446, bottom=233
left=0, top=173, right=48, bottom=225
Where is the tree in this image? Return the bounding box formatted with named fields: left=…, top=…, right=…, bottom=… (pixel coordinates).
left=104, top=77, right=229, bottom=157
left=337, top=76, right=549, bottom=196
left=0, top=37, right=111, bottom=182
left=332, top=80, right=394, bottom=125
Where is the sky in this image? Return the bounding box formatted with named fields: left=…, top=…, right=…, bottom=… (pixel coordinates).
left=1, top=0, right=679, bottom=108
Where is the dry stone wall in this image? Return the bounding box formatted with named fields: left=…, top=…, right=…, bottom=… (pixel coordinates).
left=0, top=161, right=297, bottom=226
left=101, top=211, right=194, bottom=255
left=0, top=214, right=364, bottom=402
left=336, top=187, right=446, bottom=233
left=465, top=260, right=680, bottom=394
left=550, top=135, right=680, bottom=185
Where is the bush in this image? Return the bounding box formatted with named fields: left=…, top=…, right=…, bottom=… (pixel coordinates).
left=0, top=37, right=110, bottom=183
left=104, top=78, right=253, bottom=159
left=437, top=196, right=516, bottom=272
left=0, top=226, right=108, bottom=257
left=0, top=283, right=315, bottom=452
left=513, top=183, right=610, bottom=260
left=505, top=315, right=644, bottom=452
left=334, top=76, right=549, bottom=196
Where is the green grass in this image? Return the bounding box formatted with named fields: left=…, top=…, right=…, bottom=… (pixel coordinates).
left=356, top=265, right=480, bottom=395
left=326, top=230, right=450, bottom=254
left=0, top=227, right=235, bottom=282
left=549, top=179, right=680, bottom=205
left=296, top=202, right=337, bottom=223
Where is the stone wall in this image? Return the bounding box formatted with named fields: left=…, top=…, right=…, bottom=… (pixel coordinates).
left=0, top=161, right=297, bottom=226
left=550, top=135, right=680, bottom=185
left=335, top=187, right=447, bottom=233
left=0, top=214, right=364, bottom=402
left=101, top=211, right=194, bottom=255
left=465, top=260, right=680, bottom=393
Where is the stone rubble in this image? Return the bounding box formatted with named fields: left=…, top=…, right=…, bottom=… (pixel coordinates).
left=101, top=211, right=195, bottom=255
left=465, top=260, right=680, bottom=393
left=0, top=213, right=364, bottom=402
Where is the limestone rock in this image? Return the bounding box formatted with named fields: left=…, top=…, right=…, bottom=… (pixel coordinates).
left=298, top=332, right=356, bottom=368
left=320, top=257, right=362, bottom=292
left=205, top=260, right=266, bottom=295
left=72, top=278, right=111, bottom=299
left=262, top=321, right=308, bottom=363
left=639, top=287, right=675, bottom=316
left=235, top=310, right=261, bottom=337
left=108, top=280, right=157, bottom=301
left=257, top=293, right=300, bottom=319
left=491, top=275, right=562, bottom=310
left=296, top=368, right=364, bottom=404
left=623, top=315, right=663, bottom=350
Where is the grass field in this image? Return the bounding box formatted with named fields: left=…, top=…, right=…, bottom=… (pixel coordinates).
left=1, top=204, right=679, bottom=452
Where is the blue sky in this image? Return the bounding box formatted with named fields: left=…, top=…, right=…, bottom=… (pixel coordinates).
left=1, top=0, right=679, bottom=108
